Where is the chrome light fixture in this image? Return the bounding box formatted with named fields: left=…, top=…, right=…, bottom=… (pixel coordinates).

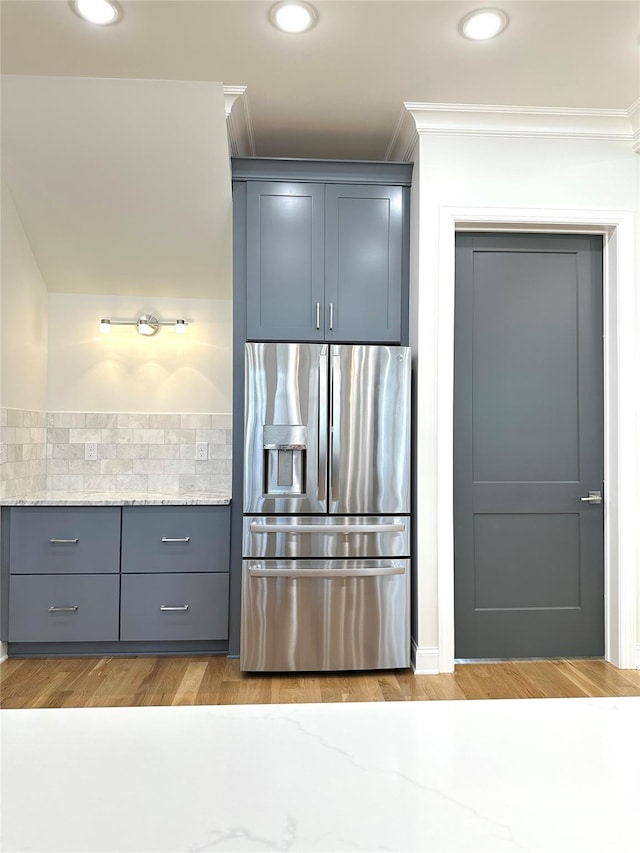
left=460, top=8, right=508, bottom=40
left=269, top=1, right=318, bottom=33
left=70, top=0, right=122, bottom=25
left=99, top=314, right=189, bottom=336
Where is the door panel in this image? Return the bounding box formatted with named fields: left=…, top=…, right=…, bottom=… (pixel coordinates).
left=329, top=344, right=411, bottom=514
left=246, top=182, right=325, bottom=341
left=473, top=514, right=580, bottom=610
left=454, top=233, right=604, bottom=658
left=472, top=251, right=580, bottom=482
left=244, top=342, right=327, bottom=514
left=325, top=184, right=403, bottom=342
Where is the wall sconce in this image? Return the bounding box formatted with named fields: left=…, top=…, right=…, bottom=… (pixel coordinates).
left=99, top=314, right=189, bottom=336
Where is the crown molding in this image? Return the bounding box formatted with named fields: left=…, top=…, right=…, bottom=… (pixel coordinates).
left=385, top=105, right=418, bottom=163
left=223, top=85, right=256, bottom=158
left=401, top=102, right=637, bottom=151
left=628, top=98, right=640, bottom=154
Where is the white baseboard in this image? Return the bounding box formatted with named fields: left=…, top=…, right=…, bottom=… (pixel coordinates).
left=636, top=644, right=640, bottom=670
left=411, top=641, right=440, bottom=674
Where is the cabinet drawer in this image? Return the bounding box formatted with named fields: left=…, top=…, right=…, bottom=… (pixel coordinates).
left=8, top=574, right=120, bottom=642
left=121, top=506, right=230, bottom=573
left=9, top=507, right=121, bottom=575
left=120, top=573, right=229, bottom=641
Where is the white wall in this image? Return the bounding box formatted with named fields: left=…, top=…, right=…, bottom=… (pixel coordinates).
left=0, top=182, right=50, bottom=660
left=1, top=182, right=48, bottom=410
left=47, top=293, right=232, bottom=414
left=410, top=132, right=640, bottom=663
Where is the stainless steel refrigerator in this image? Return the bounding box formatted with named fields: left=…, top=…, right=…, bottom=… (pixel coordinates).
left=241, top=342, right=411, bottom=671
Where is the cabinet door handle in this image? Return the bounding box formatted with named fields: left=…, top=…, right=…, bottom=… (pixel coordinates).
left=161, top=537, right=191, bottom=543
left=49, top=538, right=79, bottom=544
left=316, top=302, right=321, bottom=330
left=160, top=605, right=189, bottom=612
left=329, top=302, right=334, bottom=330
left=48, top=605, right=79, bottom=612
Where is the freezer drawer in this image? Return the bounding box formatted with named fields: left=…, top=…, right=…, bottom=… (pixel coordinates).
left=243, top=515, right=410, bottom=558
left=240, top=559, right=410, bottom=671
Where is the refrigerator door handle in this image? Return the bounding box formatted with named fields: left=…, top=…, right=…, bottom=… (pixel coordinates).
left=247, top=565, right=405, bottom=578
left=330, top=349, right=341, bottom=503
left=249, top=522, right=406, bottom=534
left=317, top=347, right=328, bottom=502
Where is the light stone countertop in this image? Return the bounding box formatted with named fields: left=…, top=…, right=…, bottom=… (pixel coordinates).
left=2, top=697, right=639, bottom=852
left=0, top=489, right=231, bottom=506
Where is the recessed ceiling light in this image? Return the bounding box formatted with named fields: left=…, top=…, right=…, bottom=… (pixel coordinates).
left=71, top=0, right=121, bottom=25
left=269, top=2, right=318, bottom=34
left=460, top=8, right=508, bottom=40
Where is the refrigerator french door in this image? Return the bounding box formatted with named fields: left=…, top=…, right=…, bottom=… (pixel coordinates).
left=241, top=342, right=411, bottom=672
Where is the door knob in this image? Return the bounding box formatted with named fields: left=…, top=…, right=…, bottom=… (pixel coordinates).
left=580, top=491, right=602, bottom=505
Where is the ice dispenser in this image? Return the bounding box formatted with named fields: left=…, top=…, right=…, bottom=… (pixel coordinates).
left=263, top=425, right=307, bottom=496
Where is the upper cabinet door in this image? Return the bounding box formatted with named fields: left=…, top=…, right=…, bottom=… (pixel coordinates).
left=246, top=182, right=325, bottom=341
left=324, top=185, right=403, bottom=343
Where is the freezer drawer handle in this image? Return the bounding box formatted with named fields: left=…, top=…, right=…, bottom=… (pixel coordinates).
left=248, top=565, right=404, bottom=578
left=48, top=605, right=79, bottom=613
left=160, top=605, right=190, bottom=612
left=249, top=522, right=405, bottom=534
left=161, top=537, right=191, bottom=543
left=49, top=538, right=79, bottom=544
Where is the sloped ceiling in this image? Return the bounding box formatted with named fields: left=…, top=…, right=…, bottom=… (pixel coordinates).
left=2, top=76, right=232, bottom=298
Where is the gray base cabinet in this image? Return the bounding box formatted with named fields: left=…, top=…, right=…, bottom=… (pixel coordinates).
left=121, top=505, right=230, bottom=574
left=3, top=504, right=231, bottom=654
left=9, top=506, right=121, bottom=575
left=9, top=574, right=120, bottom=643
left=120, top=573, right=229, bottom=641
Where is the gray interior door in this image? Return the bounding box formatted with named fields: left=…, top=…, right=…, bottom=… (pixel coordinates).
left=454, top=233, right=604, bottom=658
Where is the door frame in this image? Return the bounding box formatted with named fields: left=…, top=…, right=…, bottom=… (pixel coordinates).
left=435, top=206, right=637, bottom=671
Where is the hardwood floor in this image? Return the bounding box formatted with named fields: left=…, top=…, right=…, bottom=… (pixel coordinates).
left=2, top=656, right=640, bottom=709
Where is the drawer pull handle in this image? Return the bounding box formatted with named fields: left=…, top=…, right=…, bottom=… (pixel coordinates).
left=48, top=606, right=79, bottom=612
left=160, top=605, right=189, bottom=612
left=49, top=538, right=80, bottom=544
left=161, top=537, right=191, bottom=543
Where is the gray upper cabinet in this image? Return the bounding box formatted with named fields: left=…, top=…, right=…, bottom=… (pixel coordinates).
left=325, top=184, right=403, bottom=342
left=236, top=159, right=412, bottom=344
left=246, top=181, right=325, bottom=341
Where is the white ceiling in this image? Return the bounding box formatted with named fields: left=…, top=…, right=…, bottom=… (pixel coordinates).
left=2, top=1, right=638, bottom=159
left=1, top=1, right=638, bottom=298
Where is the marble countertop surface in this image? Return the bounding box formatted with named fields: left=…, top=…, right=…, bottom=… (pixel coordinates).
left=0, top=489, right=231, bottom=506
left=2, top=696, right=639, bottom=852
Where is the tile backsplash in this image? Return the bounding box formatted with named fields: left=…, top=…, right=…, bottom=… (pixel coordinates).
left=0, top=409, right=232, bottom=497
left=0, top=409, right=48, bottom=499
